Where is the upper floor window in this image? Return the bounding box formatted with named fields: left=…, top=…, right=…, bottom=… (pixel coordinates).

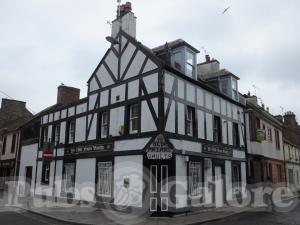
left=275, top=129, right=281, bottom=150
left=186, top=51, right=195, bottom=77
left=11, top=134, right=17, bottom=153
left=42, top=127, right=48, bottom=145
left=68, top=121, right=75, bottom=144
left=186, top=106, right=195, bottom=136
left=267, top=127, right=272, bottom=143
left=52, top=124, right=60, bottom=145
left=213, top=116, right=222, bottom=143
left=232, top=123, right=240, bottom=148
left=2, top=136, right=7, bottom=155
left=100, top=111, right=109, bottom=138
left=129, top=104, right=139, bottom=134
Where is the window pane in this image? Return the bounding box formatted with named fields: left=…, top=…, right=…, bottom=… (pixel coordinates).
left=186, top=52, right=194, bottom=65
left=186, top=64, right=194, bottom=77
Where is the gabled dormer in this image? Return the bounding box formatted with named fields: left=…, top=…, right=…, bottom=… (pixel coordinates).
left=153, top=39, right=199, bottom=79
left=197, top=55, right=240, bottom=101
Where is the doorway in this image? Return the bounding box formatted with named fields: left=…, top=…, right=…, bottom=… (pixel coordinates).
left=25, top=166, right=33, bottom=196
left=149, top=164, right=169, bottom=215
left=214, top=166, right=224, bottom=207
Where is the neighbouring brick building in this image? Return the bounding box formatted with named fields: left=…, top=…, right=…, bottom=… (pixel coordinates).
left=280, top=112, right=300, bottom=190
left=245, top=94, right=285, bottom=186
left=0, top=99, right=33, bottom=190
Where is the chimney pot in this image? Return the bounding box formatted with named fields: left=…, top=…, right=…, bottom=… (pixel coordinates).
left=205, top=54, right=210, bottom=62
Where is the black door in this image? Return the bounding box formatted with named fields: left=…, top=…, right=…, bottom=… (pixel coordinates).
left=25, top=166, right=33, bottom=196
left=149, top=164, right=169, bottom=216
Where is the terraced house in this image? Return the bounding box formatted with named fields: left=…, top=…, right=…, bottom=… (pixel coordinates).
left=29, top=2, right=247, bottom=215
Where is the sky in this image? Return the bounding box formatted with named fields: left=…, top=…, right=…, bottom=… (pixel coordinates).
left=1, top=0, right=300, bottom=119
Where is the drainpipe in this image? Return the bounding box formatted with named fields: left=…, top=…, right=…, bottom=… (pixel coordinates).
left=52, top=141, right=58, bottom=202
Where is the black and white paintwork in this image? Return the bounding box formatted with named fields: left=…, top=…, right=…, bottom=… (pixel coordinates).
left=31, top=9, right=247, bottom=215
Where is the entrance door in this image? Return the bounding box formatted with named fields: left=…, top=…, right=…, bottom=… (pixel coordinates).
left=149, top=164, right=169, bottom=214
left=25, top=166, right=33, bottom=196
left=214, top=166, right=224, bottom=207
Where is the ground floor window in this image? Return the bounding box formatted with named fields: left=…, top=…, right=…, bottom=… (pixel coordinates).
left=41, top=161, right=51, bottom=185
left=62, top=162, right=75, bottom=193
left=189, top=161, right=202, bottom=197
left=97, top=162, right=112, bottom=197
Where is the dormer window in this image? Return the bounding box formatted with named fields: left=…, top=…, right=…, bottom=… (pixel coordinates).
left=171, top=47, right=197, bottom=78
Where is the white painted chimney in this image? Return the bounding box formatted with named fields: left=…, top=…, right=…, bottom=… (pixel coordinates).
left=111, top=2, right=136, bottom=39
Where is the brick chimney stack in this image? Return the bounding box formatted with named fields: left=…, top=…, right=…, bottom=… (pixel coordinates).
left=57, top=85, right=80, bottom=105
left=117, top=2, right=132, bottom=18
left=284, top=111, right=297, bottom=126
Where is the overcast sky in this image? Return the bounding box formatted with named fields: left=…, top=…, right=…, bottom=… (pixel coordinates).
left=1, top=0, right=300, bottom=119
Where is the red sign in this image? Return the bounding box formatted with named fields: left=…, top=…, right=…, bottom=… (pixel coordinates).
left=43, top=149, right=54, bottom=161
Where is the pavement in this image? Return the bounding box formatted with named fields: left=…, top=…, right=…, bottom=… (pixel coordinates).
left=0, top=193, right=299, bottom=225
left=13, top=197, right=256, bottom=225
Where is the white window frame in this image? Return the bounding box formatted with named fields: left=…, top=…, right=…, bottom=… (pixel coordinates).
left=186, top=107, right=194, bottom=136
left=68, top=121, right=75, bottom=144
left=97, top=162, right=112, bottom=197
left=54, top=125, right=60, bottom=144
left=129, top=104, right=139, bottom=134
left=43, top=127, right=48, bottom=144
left=101, top=111, right=109, bottom=138
left=186, top=50, right=195, bottom=77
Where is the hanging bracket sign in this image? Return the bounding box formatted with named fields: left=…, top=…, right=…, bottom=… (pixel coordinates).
left=146, top=135, right=173, bottom=160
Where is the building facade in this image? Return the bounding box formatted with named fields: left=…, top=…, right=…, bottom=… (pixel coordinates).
left=0, top=99, right=32, bottom=190
left=30, top=3, right=247, bottom=215
left=281, top=112, right=300, bottom=190
left=245, top=95, right=285, bottom=186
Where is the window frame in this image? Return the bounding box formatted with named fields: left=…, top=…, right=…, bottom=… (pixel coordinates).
left=129, top=104, right=139, bottom=134
left=185, top=50, right=195, bottom=77
left=96, top=161, right=113, bottom=197
left=100, top=111, right=109, bottom=138
left=275, top=129, right=281, bottom=150
left=232, top=122, right=240, bottom=148
left=186, top=106, right=195, bottom=137
left=2, top=136, right=7, bottom=155
left=67, top=120, right=76, bottom=144
left=213, top=116, right=222, bottom=143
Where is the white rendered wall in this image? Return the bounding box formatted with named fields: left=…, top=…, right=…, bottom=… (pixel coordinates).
left=176, top=155, right=187, bottom=208
left=18, top=143, right=38, bottom=196
left=75, top=158, right=96, bottom=202
left=114, top=155, right=143, bottom=207
left=75, top=116, right=86, bottom=142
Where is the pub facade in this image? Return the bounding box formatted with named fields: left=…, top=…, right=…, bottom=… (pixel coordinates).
left=32, top=2, right=247, bottom=215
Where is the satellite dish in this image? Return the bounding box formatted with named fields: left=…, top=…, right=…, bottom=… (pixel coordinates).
left=106, top=36, right=119, bottom=45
